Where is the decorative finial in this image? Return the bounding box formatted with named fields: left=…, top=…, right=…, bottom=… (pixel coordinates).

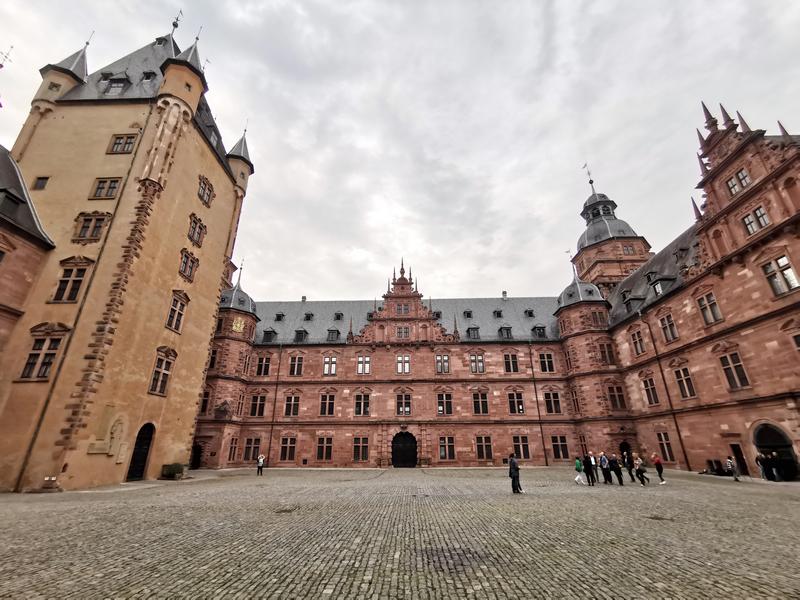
left=719, top=103, right=734, bottom=128
left=195, top=25, right=203, bottom=42
left=701, top=101, right=718, bottom=133
left=85, top=31, right=94, bottom=47
left=235, top=259, right=244, bottom=287
left=778, top=120, right=793, bottom=143
left=582, top=162, right=597, bottom=197
left=736, top=111, right=751, bottom=133
left=691, top=197, right=702, bottom=221
left=387, top=279, right=390, bottom=293
left=171, top=10, right=183, bottom=34
left=696, top=128, right=705, bottom=148
left=452, top=313, right=459, bottom=334
left=243, top=118, right=249, bottom=135
left=697, top=153, right=708, bottom=174
left=348, top=317, right=353, bottom=335
left=392, top=267, right=396, bottom=283
left=399, top=257, right=405, bottom=277
left=202, top=58, right=211, bottom=71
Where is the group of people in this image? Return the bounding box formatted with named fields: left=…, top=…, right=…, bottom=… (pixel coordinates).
left=574, top=451, right=666, bottom=487
left=755, top=452, right=785, bottom=482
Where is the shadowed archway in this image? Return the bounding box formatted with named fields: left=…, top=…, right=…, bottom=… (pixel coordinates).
left=754, top=423, right=797, bottom=481
left=126, top=423, right=155, bottom=481
left=391, top=432, right=417, bottom=468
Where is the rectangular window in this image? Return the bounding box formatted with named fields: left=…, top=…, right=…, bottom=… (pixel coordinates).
left=396, top=355, right=410, bottom=374
left=326, top=330, right=340, bottom=342
left=396, top=393, right=411, bottom=416
left=512, top=435, right=530, bottom=460
left=90, top=178, right=121, bottom=199
left=354, top=393, right=370, bottom=416
left=289, top=356, right=303, bottom=376
left=353, top=437, right=369, bottom=462
left=33, top=176, right=49, bottom=190
left=551, top=435, right=569, bottom=459
left=720, top=352, right=750, bottom=389
left=256, top=355, right=270, bottom=376
left=75, top=214, right=107, bottom=241
left=631, top=331, right=646, bottom=355
left=200, top=390, right=210, bottom=414
left=397, top=303, right=410, bottom=315
left=608, top=385, right=626, bottom=410
left=109, top=134, right=137, bottom=154
left=243, top=438, right=261, bottom=461
left=439, top=436, right=455, bottom=460
left=726, top=176, right=740, bottom=196
left=148, top=353, right=173, bottom=395
left=165, top=295, right=187, bottom=332
left=284, top=395, right=299, bottom=416
left=320, top=393, right=335, bottom=416
left=357, top=355, right=371, bottom=374
left=794, top=334, right=800, bottom=351
left=674, top=367, right=696, bottom=399
left=323, top=356, right=337, bottom=375
left=396, top=326, right=410, bottom=339
left=476, top=436, right=493, bottom=460
left=539, top=352, right=555, bottom=372
left=20, top=337, right=61, bottom=379
left=659, top=314, right=679, bottom=343
left=623, top=245, right=634, bottom=255
left=178, top=250, right=198, bottom=281
left=762, top=255, right=799, bottom=296
left=198, top=177, right=214, bottom=206
left=570, top=389, right=580, bottom=414
left=188, top=215, right=206, bottom=246
left=742, top=214, right=758, bottom=236
left=472, top=391, right=489, bottom=415
left=503, top=353, right=519, bottom=373
left=657, top=432, right=676, bottom=462
left=209, top=348, right=218, bottom=370
left=227, top=438, right=239, bottom=462
left=316, top=437, right=333, bottom=461
left=435, top=354, right=450, bottom=374
left=280, top=437, right=296, bottom=461
left=499, top=327, right=513, bottom=339
left=736, top=168, right=751, bottom=188
left=643, top=377, right=659, bottom=405
left=578, top=434, right=588, bottom=457
left=591, top=311, right=606, bottom=327
left=469, top=353, right=485, bottom=374
left=544, top=391, right=561, bottom=414
left=53, top=267, right=87, bottom=302
left=697, top=292, right=723, bottom=325
left=250, top=395, right=266, bottom=417
left=599, top=343, right=615, bottom=365
left=236, top=394, right=244, bottom=416
left=437, top=392, right=453, bottom=415
left=754, top=206, right=769, bottom=228
left=466, top=327, right=480, bottom=340
left=508, top=391, right=524, bottom=414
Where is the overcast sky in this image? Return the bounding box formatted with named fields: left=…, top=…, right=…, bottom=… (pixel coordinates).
left=1, top=1, right=799, bottom=301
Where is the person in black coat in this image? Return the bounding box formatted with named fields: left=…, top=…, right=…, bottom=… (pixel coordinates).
left=609, top=454, right=624, bottom=486
left=582, top=455, right=596, bottom=486
left=623, top=451, right=636, bottom=483
left=509, top=453, right=522, bottom=493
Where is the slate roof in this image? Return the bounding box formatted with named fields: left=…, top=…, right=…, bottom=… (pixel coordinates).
left=227, top=133, right=254, bottom=174
left=40, top=45, right=88, bottom=83
left=577, top=217, right=639, bottom=251
left=0, top=145, right=55, bottom=247
left=606, top=225, right=698, bottom=327
left=249, top=297, right=561, bottom=345
left=58, top=35, right=231, bottom=177
left=555, top=277, right=605, bottom=311
left=220, top=283, right=258, bottom=316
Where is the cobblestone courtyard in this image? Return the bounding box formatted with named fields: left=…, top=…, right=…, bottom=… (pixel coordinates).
left=1, top=468, right=798, bottom=599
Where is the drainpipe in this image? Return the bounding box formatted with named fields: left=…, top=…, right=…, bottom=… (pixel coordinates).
left=638, top=311, right=692, bottom=471
left=527, top=343, right=549, bottom=466
left=264, top=344, right=283, bottom=467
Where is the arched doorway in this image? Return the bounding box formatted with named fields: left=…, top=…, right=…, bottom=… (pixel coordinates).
left=392, top=432, right=417, bottom=468
left=126, top=423, right=155, bottom=481
left=190, top=443, right=203, bottom=470
left=619, top=440, right=631, bottom=457
left=754, top=424, right=798, bottom=481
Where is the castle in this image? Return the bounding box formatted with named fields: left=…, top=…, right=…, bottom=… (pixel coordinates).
left=195, top=105, right=799, bottom=480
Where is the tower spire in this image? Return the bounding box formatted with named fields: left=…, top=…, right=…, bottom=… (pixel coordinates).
left=736, top=111, right=751, bottom=133
left=235, top=259, right=244, bottom=288
left=696, top=128, right=705, bottom=148
left=697, top=153, right=708, bottom=174
left=719, top=103, right=734, bottom=128
left=701, top=101, right=718, bottom=132
left=778, top=121, right=793, bottom=144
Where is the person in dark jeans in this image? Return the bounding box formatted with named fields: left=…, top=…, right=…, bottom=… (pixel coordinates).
left=582, top=454, right=596, bottom=486
left=623, top=451, right=636, bottom=483
left=600, top=452, right=612, bottom=484
left=509, top=453, right=523, bottom=493
left=651, top=453, right=666, bottom=485
left=633, top=453, right=650, bottom=486
left=609, top=454, right=624, bottom=486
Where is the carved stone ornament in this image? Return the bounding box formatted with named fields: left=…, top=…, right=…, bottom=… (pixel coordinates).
left=231, top=317, right=245, bottom=333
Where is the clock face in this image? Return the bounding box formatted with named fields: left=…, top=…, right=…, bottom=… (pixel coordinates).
left=232, top=317, right=245, bottom=333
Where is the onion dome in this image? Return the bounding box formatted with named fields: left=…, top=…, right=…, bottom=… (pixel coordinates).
left=577, top=192, right=639, bottom=251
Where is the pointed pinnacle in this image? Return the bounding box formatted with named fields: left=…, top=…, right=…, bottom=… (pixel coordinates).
left=701, top=101, right=718, bottom=132
left=778, top=120, right=792, bottom=142
left=736, top=111, right=751, bottom=133
left=691, top=196, right=702, bottom=220
left=697, top=153, right=708, bottom=174
left=719, top=104, right=734, bottom=127
left=696, top=128, right=705, bottom=147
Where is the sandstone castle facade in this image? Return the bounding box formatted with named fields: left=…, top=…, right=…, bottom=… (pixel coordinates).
left=0, top=32, right=252, bottom=491
left=196, top=105, right=799, bottom=480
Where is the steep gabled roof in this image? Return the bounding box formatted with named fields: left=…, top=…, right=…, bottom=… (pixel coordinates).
left=161, top=40, right=208, bottom=92
left=227, top=133, right=254, bottom=174
left=0, top=145, right=55, bottom=247
left=40, top=45, right=88, bottom=83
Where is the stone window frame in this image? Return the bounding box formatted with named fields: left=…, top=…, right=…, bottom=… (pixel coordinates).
left=319, top=388, right=336, bottom=416
left=512, top=434, right=531, bottom=460
left=506, top=386, right=525, bottom=415
left=695, top=287, right=724, bottom=326
left=630, top=329, right=646, bottom=356
left=283, top=390, right=301, bottom=417
left=178, top=248, right=199, bottom=282
left=227, top=437, right=239, bottom=462
left=200, top=388, right=211, bottom=414
left=502, top=351, right=519, bottom=373
left=198, top=175, right=215, bottom=207
left=356, top=353, right=372, bottom=375
left=542, top=388, right=562, bottom=414
left=395, top=387, right=413, bottom=416
left=279, top=436, right=297, bottom=461
left=354, top=388, right=372, bottom=417
left=466, top=326, right=480, bottom=340
left=434, top=350, right=451, bottom=374
left=711, top=342, right=751, bottom=390
left=658, top=312, right=679, bottom=344
left=598, top=342, right=615, bottom=365
left=395, top=353, right=411, bottom=375
left=396, top=325, right=410, bottom=339
left=640, top=372, right=659, bottom=406
left=72, top=211, right=111, bottom=244
left=249, top=392, right=267, bottom=417
left=89, top=177, right=122, bottom=200
left=760, top=252, right=799, bottom=297
left=353, top=436, right=369, bottom=462
left=475, top=435, right=493, bottom=460
left=18, top=322, right=71, bottom=381
left=288, top=352, right=305, bottom=376
left=255, top=353, right=272, bottom=376
left=316, top=436, right=333, bottom=462
left=439, top=435, right=456, bottom=460
left=51, top=256, right=95, bottom=303
left=148, top=346, right=177, bottom=397
left=436, top=387, right=454, bottom=416
left=550, top=435, right=569, bottom=459
left=538, top=351, right=555, bottom=373
left=468, top=350, right=486, bottom=374
left=322, top=351, right=340, bottom=376
left=669, top=357, right=697, bottom=399
left=656, top=431, right=676, bottom=462
left=187, top=213, right=207, bottom=248
left=106, top=133, right=138, bottom=154
left=471, top=386, right=490, bottom=415
left=165, top=289, right=190, bottom=333
left=243, top=437, right=262, bottom=462
left=32, top=176, right=49, bottom=190
left=326, top=328, right=340, bottom=342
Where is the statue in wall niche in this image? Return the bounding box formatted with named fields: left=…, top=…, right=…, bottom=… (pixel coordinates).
left=108, top=419, right=124, bottom=457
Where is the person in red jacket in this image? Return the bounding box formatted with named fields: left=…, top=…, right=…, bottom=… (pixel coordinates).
left=651, top=452, right=666, bottom=485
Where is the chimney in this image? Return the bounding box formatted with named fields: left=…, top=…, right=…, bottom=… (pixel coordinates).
left=502, top=291, right=508, bottom=300
left=301, top=295, right=307, bottom=302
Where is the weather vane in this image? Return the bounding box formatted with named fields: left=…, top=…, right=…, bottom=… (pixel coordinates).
left=582, top=161, right=597, bottom=196
left=0, top=45, right=13, bottom=69
left=172, top=10, right=183, bottom=35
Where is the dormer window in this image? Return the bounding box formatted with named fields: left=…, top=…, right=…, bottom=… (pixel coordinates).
left=498, top=327, right=513, bottom=340
left=100, top=72, right=112, bottom=81
left=601, top=205, right=612, bottom=215
left=304, top=312, right=314, bottom=321
left=653, top=281, right=663, bottom=296
left=621, top=290, right=630, bottom=302
left=275, top=313, right=284, bottom=322
left=463, top=310, right=473, bottom=319
left=432, top=311, right=442, bottom=320
left=262, top=329, right=276, bottom=343
left=533, top=326, right=546, bottom=338
left=106, top=80, right=126, bottom=96
left=645, top=272, right=657, bottom=283
left=467, top=327, right=480, bottom=340
left=209, top=131, right=218, bottom=146
left=524, top=309, right=535, bottom=318
left=294, top=329, right=308, bottom=343
left=334, top=312, right=343, bottom=321
left=327, top=329, right=340, bottom=342
left=493, top=310, right=503, bottom=318
left=367, top=311, right=374, bottom=320
left=142, top=71, right=156, bottom=82
left=156, top=38, right=166, bottom=46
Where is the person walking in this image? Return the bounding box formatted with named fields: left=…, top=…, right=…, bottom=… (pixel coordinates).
left=609, top=454, right=624, bottom=486
left=755, top=453, right=766, bottom=480
left=582, top=454, right=596, bottom=486
left=589, top=451, right=599, bottom=483
left=256, top=453, right=265, bottom=476
left=725, top=455, right=739, bottom=482
left=574, top=456, right=586, bottom=485
left=509, top=453, right=523, bottom=493
left=771, top=452, right=782, bottom=481
left=651, top=453, right=666, bottom=485
left=633, top=453, right=649, bottom=487
left=623, top=451, right=636, bottom=483
left=600, top=452, right=612, bottom=484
